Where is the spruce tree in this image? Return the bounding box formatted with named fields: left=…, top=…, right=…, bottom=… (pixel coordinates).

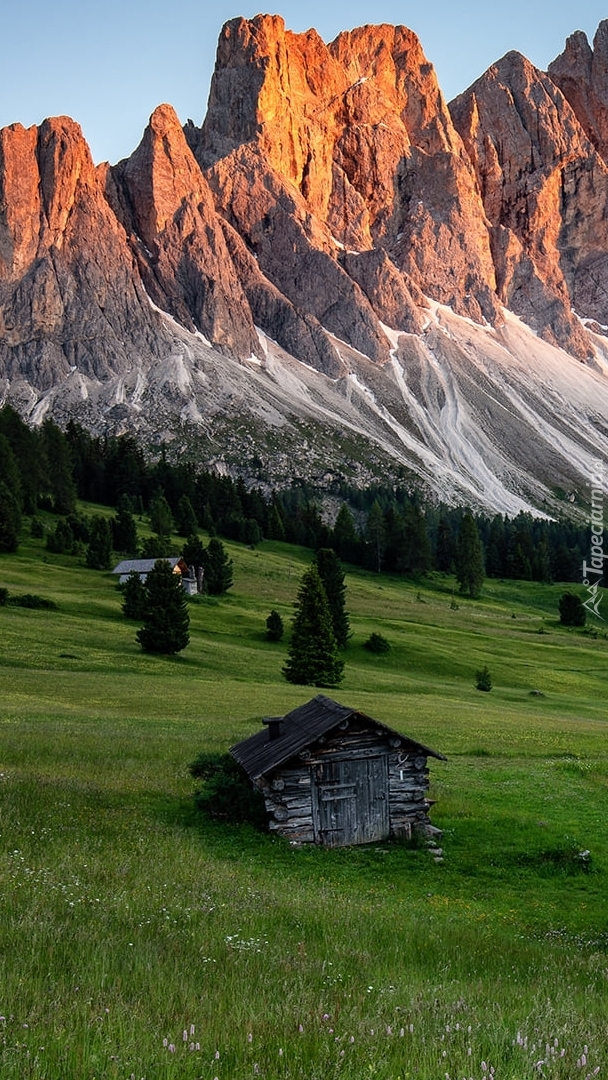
left=148, top=491, right=174, bottom=540
left=283, top=566, right=344, bottom=687
left=455, top=512, right=485, bottom=598
left=203, top=537, right=234, bottom=595
left=313, top=548, right=350, bottom=648
left=121, top=570, right=147, bottom=620
left=559, top=591, right=586, bottom=627
left=0, top=434, right=22, bottom=512
left=182, top=533, right=205, bottom=570
left=0, top=481, right=21, bottom=553
left=266, top=609, right=284, bottom=641
left=175, top=495, right=198, bottom=538
left=112, top=496, right=138, bottom=554
left=40, top=418, right=77, bottom=515
left=365, top=500, right=386, bottom=572
left=85, top=516, right=113, bottom=570
left=332, top=503, right=359, bottom=563
left=136, top=560, right=190, bottom=654
left=435, top=514, right=454, bottom=573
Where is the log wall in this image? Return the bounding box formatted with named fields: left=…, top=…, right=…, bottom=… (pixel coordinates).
left=257, top=720, right=436, bottom=845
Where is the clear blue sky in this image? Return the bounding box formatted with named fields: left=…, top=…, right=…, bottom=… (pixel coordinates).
left=1, top=1, right=606, bottom=165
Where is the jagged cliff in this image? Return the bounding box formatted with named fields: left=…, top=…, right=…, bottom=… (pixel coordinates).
left=1, top=15, right=608, bottom=513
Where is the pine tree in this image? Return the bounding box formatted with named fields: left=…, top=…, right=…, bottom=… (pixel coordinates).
left=396, top=504, right=432, bottom=576
left=203, top=537, right=234, bottom=595
left=0, top=434, right=22, bottom=512
left=0, top=481, right=21, bottom=553
left=121, top=570, right=147, bottom=620
left=0, top=405, right=41, bottom=513
left=148, top=491, right=174, bottom=539
left=86, top=517, right=113, bottom=570
left=313, top=548, right=350, bottom=648
left=365, top=500, right=386, bottom=572
left=435, top=514, right=454, bottom=573
left=175, top=495, right=198, bottom=538
left=559, top=591, right=586, bottom=627
left=46, top=518, right=75, bottom=554
left=283, top=566, right=344, bottom=686
left=267, top=502, right=285, bottom=541
left=332, top=503, right=359, bottom=563
left=136, top=560, right=190, bottom=654
left=112, top=496, right=138, bottom=554
left=265, top=609, right=284, bottom=641
left=40, top=418, right=77, bottom=515
left=455, top=512, right=485, bottom=598
left=182, top=534, right=205, bottom=570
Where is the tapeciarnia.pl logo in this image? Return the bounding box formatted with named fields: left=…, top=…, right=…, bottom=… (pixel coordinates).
left=581, top=463, right=605, bottom=620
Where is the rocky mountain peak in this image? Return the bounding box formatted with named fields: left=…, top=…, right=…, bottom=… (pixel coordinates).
left=548, top=20, right=608, bottom=164
left=1, top=16, right=608, bottom=514
left=450, top=48, right=608, bottom=357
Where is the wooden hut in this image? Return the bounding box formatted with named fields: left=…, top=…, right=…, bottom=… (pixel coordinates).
left=230, top=695, right=446, bottom=847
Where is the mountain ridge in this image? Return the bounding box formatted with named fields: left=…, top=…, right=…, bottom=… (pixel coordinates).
left=1, top=16, right=608, bottom=515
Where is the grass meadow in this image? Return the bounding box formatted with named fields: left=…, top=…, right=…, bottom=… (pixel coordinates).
left=1, top=519, right=608, bottom=1079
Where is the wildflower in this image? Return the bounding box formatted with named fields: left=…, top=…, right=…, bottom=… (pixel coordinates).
left=215, top=1049, right=220, bottom=1059
left=190, top=1024, right=195, bottom=1036
left=248, top=1032, right=253, bottom=1043
left=387, top=1026, right=392, bottom=1035
left=298, top=1025, right=304, bottom=1033
left=183, top=1029, right=188, bottom=1042
left=163, top=1038, right=168, bottom=1048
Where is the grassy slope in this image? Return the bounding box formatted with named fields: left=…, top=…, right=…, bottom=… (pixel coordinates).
left=1, top=524, right=607, bottom=1079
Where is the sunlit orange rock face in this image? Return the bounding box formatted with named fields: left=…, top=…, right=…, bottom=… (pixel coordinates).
left=548, top=21, right=608, bottom=164
left=198, top=14, right=499, bottom=343
left=0, top=117, right=165, bottom=388
left=451, top=50, right=608, bottom=357
left=4, top=14, right=608, bottom=385
left=109, top=103, right=260, bottom=359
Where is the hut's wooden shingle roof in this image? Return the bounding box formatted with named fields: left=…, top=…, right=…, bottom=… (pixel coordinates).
left=231, top=694, right=446, bottom=782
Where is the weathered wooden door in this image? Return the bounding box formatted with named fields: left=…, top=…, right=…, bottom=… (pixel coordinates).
left=311, top=755, right=389, bottom=846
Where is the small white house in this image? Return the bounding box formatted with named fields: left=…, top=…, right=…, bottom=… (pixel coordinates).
left=112, top=557, right=188, bottom=584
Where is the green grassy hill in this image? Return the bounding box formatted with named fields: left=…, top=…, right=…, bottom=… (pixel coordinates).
left=1, top=524, right=607, bottom=1078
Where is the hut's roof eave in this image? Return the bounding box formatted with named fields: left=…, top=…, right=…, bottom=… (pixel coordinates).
left=230, top=694, right=446, bottom=782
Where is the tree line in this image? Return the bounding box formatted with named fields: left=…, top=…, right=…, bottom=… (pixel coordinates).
left=0, top=405, right=588, bottom=588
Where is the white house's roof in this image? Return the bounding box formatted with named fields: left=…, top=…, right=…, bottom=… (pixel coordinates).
left=112, top=558, right=182, bottom=583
